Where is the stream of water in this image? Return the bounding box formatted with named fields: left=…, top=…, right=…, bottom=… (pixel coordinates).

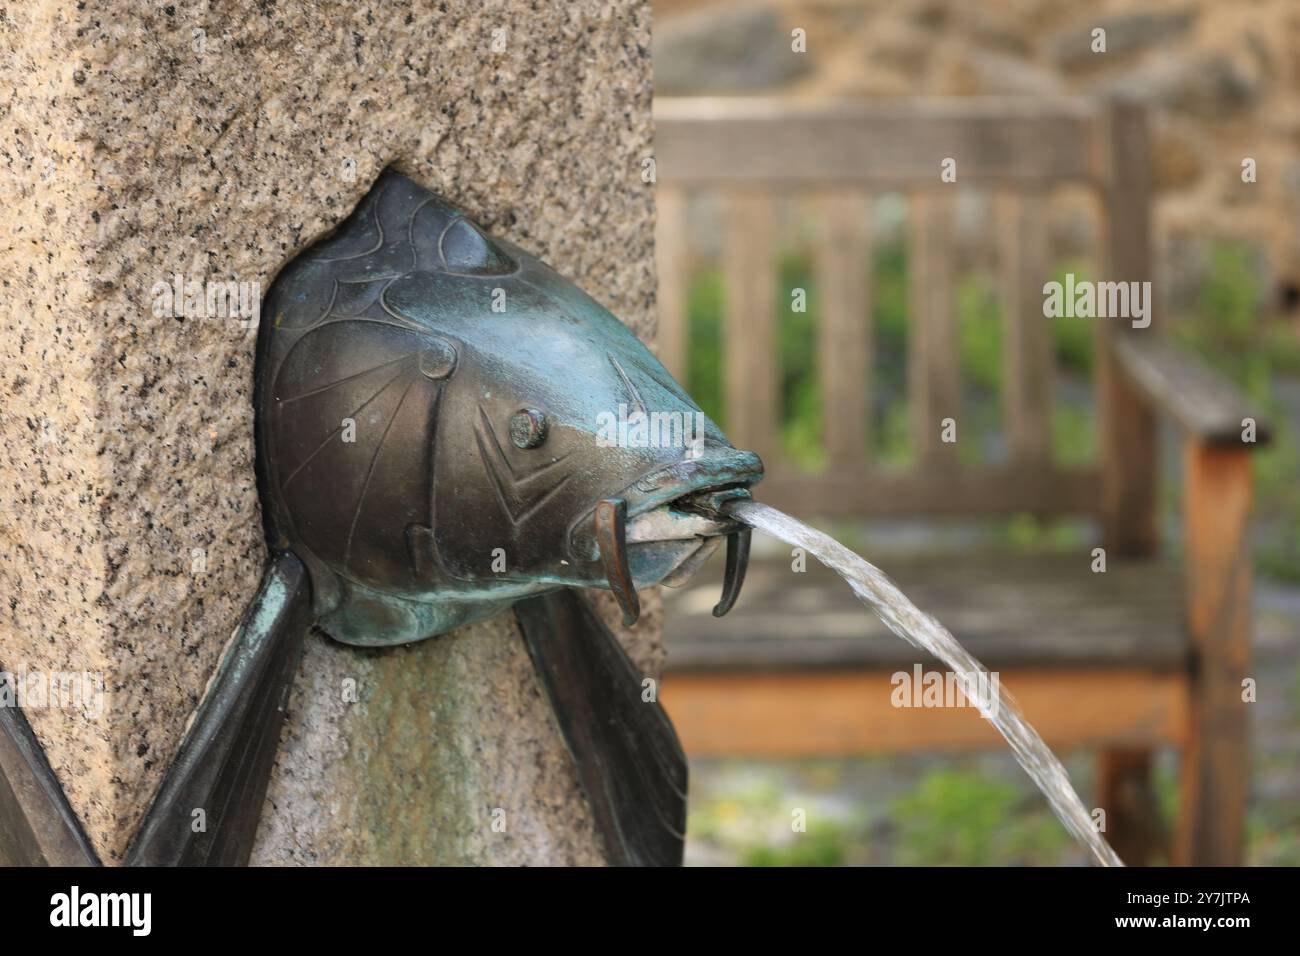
left=725, top=499, right=1123, bottom=867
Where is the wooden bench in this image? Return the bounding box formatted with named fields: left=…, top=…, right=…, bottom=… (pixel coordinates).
left=652, top=97, right=1269, bottom=866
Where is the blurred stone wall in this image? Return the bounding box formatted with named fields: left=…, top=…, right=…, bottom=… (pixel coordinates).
left=654, top=0, right=1300, bottom=319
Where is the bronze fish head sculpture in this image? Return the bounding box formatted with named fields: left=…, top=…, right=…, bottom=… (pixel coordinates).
left=255, top=169, right=763, bottom=646
left=119, top=169, right=734, bottom=867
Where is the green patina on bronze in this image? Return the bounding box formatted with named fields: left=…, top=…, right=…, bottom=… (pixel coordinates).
left=253, top=168, right=761, bottom=645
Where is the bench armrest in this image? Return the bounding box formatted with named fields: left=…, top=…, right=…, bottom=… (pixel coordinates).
left=1109, top=329, right=1263, bottom=863
left=1110, top=333, right=1271, bottom=447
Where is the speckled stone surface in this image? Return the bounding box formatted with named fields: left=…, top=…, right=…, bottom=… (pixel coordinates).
left=252, top=588, right=664, bottom=865
left=0, top=0, right=656, bottom=863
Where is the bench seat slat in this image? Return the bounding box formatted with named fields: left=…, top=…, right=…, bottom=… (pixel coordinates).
left=664, top=552, right=1185, bottom=671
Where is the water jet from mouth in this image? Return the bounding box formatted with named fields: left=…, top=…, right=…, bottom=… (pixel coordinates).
left=722, top=498, right=1123, bottom=867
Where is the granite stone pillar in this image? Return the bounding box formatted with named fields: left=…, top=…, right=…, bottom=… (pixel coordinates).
left=0, top=0, right=658, bottom=864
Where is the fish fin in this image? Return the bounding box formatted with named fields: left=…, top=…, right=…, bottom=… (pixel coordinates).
left=125, top=552, right=313, bottom=866
left=0, top=677, right=101, bottom=866
left=513, top=589, right=687, bottom=866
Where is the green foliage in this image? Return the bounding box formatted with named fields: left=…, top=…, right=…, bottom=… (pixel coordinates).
left=875, top=403, right=912, bottom=467
left=1248, top=811, right=1300, bottom=866
left=890, top=769, right=1069, bottom=866
left=742, top=821, right=850, bottom=867
left=872, top=243, right=913, bottom=464
left=1050, top=260, right=1096, bottom=377
left=1196, top=242, right=1259, bottom=345
left=1050, top=403, right=1096, bottom=467
left=777, top=252, right=825, bottom=469
left=1174, top=240, right=1300, bottom=580
left=956, top=274, right=1003, bottom=466
left=873, top=243, right=910, bottom=385
left=686, top=775, right=777, bottom=843
left=684, top=267, right=724, bottom=427
left=1045, top=261, right=1098, bottom=468
left=957, top=274, right=1003, bottom=393
left=998, top=513, right=1090, bottom=551
left=687, top=769, right=864, bottom=867
left=1258, top=521, right=1300, bottom=584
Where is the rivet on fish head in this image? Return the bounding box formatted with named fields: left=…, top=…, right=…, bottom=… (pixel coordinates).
left=509, top=408, right=548, bottom=449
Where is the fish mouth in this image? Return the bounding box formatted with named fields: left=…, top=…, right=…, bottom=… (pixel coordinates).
left=572, top=446, right=763, bottom=627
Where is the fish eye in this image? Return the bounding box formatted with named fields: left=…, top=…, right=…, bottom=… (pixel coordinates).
left=509, top=408, right=548, bottom=449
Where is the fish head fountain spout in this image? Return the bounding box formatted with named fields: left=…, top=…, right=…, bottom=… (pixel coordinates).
left=254, top=168, right=763, bottom=644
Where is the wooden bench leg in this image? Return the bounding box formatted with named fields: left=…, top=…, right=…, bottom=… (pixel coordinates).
left=1098, top=748, right=1165, bottom=866
left=1175, top=442, right=1253, bottom=866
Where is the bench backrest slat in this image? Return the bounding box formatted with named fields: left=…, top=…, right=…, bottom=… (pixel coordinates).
left=722, top=189, right=780, bottom=466
left=814, top=189, right=872, bottom=470
left=998, top=190, right=1054, bottom=467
